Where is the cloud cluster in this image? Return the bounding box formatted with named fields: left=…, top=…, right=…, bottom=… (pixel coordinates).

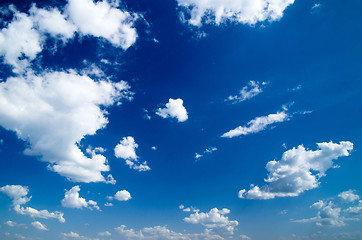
left=294, top=190, right=361, bottom=227
left=156, top=98, right=188, bottom=122
left=183, top=208, right=239, bottom=234
left=227, top=81, right=266, bottom=103
left=0, top=0, right=138, bottom=72
left=0, top=185, right=65, bottom=223
left=239, top=141, right=354, bottom=199
left=61, top=186, right=99, bottom=210
left=222, top=110, right=289, bottom=138
left=115, top=225, right=224, bottom=239
left=0, top=70, right=133, bottom=183
left=114, top=136, right=150, bottom=171
left=195, top=147, right=217, bottom=160
left=177, top=0, right=295, bottom=26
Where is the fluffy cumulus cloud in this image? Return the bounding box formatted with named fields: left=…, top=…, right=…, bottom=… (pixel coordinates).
left=183, top=208, right=239, bottom=234
left=107, top=190, right=132, bottom=202
left=31, top=221, right=48, bottom=230
left=65, top=0, right=138, bottom=49
left=61, top=186, right=99, bottom=210
left=227, top=81, right=266, bottom=103
left=294, top=191, right=362, bottom=227
left=338, top=190, right=360, bottom=203
left=239, top=141, right=354, bottom=199
left=115, top=225, right=224, bottom=239
left=114, top=136, right=150, bottom=171
left=156, top=98, right=188, bottom=122
left=0, top=70, right=133, bottom=183
left=0, top=0, right=138, bottom=71
left=0, top=185, right=31, bottom=206
left=177, top=0, right=295, bottom=26
left=0, top=12, right=42, bottom=72
left=222, top=110, right=289, bottom=138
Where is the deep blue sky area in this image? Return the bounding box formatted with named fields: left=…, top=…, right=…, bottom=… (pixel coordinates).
left=0, top=0, right=361, bottom=239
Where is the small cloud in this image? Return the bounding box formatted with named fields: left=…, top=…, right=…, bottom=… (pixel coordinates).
left=107, top=190, right=132, bottom=202
left=31, top=221, right=48, bottom=231
left=156, top=98, right=188, bottom=122
left=114, top=136, right=150, bottom=172
left=61, top=186, right=100, bottom=211
left=227, top=81, right=266, bottom=103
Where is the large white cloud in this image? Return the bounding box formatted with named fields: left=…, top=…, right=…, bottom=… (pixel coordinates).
left=66, top=0, right=138, bottom=49
left=177, top=0, right=295, bottom=26
left=0, top=70, right=132, bottom=182
left=0, top=0, right=138, bottom=71
left=0, top=185, right=65, bottom=223
left=61, top=186, right=99, bottom=210
left=227, top=81, right=266, bottom=103
left=239, top=141, right=354, bottom=199
left=114, top=136, right=150, bottom=172
left=222, top=110, right=289, bottom=138
left=183, top=208, right=239, bottom=234
left=156, top=98, right=188, bottom=122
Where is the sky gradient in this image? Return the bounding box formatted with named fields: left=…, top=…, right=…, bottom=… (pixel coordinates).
left=0, top=0, right=361, bottom=239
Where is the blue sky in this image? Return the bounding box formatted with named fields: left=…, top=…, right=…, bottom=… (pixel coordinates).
left=0, top=0, right=361, bottom=239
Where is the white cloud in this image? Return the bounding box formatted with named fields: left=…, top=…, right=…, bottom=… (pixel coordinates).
left=5, top=220, right=17, bottom=227
left=0, top=70, right=132, bottom=183
left=227, top=81, right=266, bottom=103
left=115, top=225, right=224, bottom=239
left=179, top=205, right=199, bottom=212
left=98, top=231, right=111, bottom=236
left=195, top=147, right=217, bottom=160
left=29, top=5, right=76, bottom=40
left=0, top=185, right=31, bottom=206
left=104, top=202, right=113, bottom=207
left=0, top=12, right=42, bottom=72
left=31, top=221, right=48, bottom=231
left=222, top=110, right=289, bottom=138
left=1, top=185, right=65, bottom=223
left=156, top=98, right=188, bottom=122
left=61, top=186, right=99, bottom=210
left=177, top=0, right=295, bottom=26
left=107, top=190, right=132, bottom=202
left=62, top=232, right=97, bottom=239
left=195, top=153, right=203, bottom=159
left=345, top=200, right=362, bottom=216
left=183, top=208, right=239, bottom=234
left=0, top=0, right=138, bottom=71
left=294, top=197, right=361, bottom=227
left=65, top=0, right=138, bottom=49
left=239, top=235, right=252, bottom=240
left=338, top=190, right=360, bottom=203
left=114, top=136, right=150, bottom=172
left=151, top=146, right=157, bottom=150
left=239, top=141, right=354, bottom=199
left=14, top=205, right=65, bottom=223
left=105, top=174, right=117, bottom=185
